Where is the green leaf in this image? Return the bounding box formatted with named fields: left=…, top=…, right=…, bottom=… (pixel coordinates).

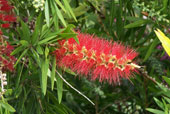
left=38, top=29, right=64, bottom=45
left=31, top=48, right=41, bottom=66
left=62, top=0, right=77, bottom=22
left=14, top=85, right=22, bottom=98
left=156, top=82, right=170, bottom=98
left=15, top=61, right=24, bottom=88
left=64, top=24, right=75, bottom=32
left=162, top=76, right=170, bottom=86
left=20, top=40, right=29, bottom=46
left=163, top=96, right=170, bottom=104
left=154, top=97, right=164, bottom=110
left=45, top=0, right=50, bottom=27
left=51, top=57, right=56, bottom=90
left=41, top=58, right=50, bottom=95
left=52, top=0, right=67, bottom=27
left=11, top=46, right=25, bottom=55
left=162, top=99, right=169, bottom=114
left=36, top=45, right=44, bottom=55
left=0, top=102, right=16, bottom=112
left=20, top=19, right=30, bottom=41
left=38, top=36, right=57, bottom=45
left=146, top=108, right=164, bottom=114
left=124, top=19, right=149, bottom=29
left=32, top=12, right=43, bottom=44
left=14, top=49, right=28, bottom=67
left=4, top=89, right=13, bottom=96
left=59, top=33, right=77, bottom=39
left=143, top=38, right=159, bottom=62
left=73, top=35, right=79, bottom=44
left=45, top=46, right=49, bottom=59
left=72, top=4, right=89, bottom=17
left=161, top=0, right=168, bottom=11
left=116, top=7, right=123, bottom=39
left=55, top=0, right=66, bottom=13
left=56, top=70, right=63, bottom=104
left=54, top=14, right=59, bottom=31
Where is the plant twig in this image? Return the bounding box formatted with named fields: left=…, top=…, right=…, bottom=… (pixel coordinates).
left=56, top=70, right=95, bottom=105
left=138, top=68, right=157, bottom=84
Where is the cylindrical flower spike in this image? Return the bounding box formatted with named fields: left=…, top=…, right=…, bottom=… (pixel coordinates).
left=0, top=0, right=16, bottom=72
left=0, top=40, right=16, bottom=71
left=54, top=32, right=140, bottom=84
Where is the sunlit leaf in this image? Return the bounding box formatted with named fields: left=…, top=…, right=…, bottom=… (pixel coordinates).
left=154, top=29, right=170, bottom=57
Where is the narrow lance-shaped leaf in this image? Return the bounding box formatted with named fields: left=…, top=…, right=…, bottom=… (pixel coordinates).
left=62, top=0, right=77, bottom=22
left=124, top=19, right=149, bottom=29
left=55, top=0, right=66, bottom=13
left=54, top=14, right=59, bottom=31
left=146, top=108, right=165, bottom=114
left=153, top=97, right=164, bottom=110
left=36, top=45, right=44, bottom=55
left=31, top=48, right=41, bottom=67
left=38, top=29, right=65, bottom=45
left=45, top=46, right=49, bottom=59
left=143, top=38, right=159, bottom=62
left=20, top=19, right=30, bottom=41
left=11, top=46, right=25, bottom=55
left=45, top=0, right=50, bottom=27
left=56, top=69, right=63, bottom=104
left=52, top=0, right=67, bottom=27
left=14, top=49, right=28, bottom=67
left=162, top=76, right=170, bottom=85
left=41, top=58, right=50, bottom=95
left=32, top=12, right=43, bottom=44
left=51, top=57, right=56, bottom=90
left=154, top=29, right=170, bottom=57
left=0, top=101, right=16, bottom=112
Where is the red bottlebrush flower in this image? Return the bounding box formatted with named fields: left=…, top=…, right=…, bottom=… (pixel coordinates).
left=1, top=23, right=10, bottom=28
left=0, top=13, right=4, bottom=20
left=0, top=0, right=8, bottom=5
left=0, top=41, right=16, bottom=72
left=0, top=0, right=16, bottom=72
left=53, top=32, right=140, bottom=84
left=0, top=3, right=13, bottom=12
left=3, top=15, right=16, bottom=22
left=0, top=30, right=2, bottom=35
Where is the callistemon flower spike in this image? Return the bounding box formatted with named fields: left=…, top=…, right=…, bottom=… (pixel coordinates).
left=0, top=0, right=16, bottom=96
left=54, top=32, right=140, bottom=84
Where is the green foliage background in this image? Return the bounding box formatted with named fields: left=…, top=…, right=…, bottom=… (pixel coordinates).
left=1, top=0, right=170, bottom=113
